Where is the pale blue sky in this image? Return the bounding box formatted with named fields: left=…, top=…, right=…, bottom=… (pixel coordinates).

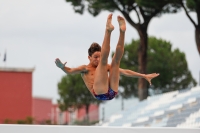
left=0, top=0, right=199, bottom=103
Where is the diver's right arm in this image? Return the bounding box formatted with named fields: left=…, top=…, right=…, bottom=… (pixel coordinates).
left=55, top=58, right=86, bottom=74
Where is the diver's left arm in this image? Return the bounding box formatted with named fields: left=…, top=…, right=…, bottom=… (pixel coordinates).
left=119, top=68, right=159, bottom=85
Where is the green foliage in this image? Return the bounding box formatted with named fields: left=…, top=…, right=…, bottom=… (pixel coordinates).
left=57, top=74, right=101, bottom=112
left=118, top=37, right=197, bottom=98
left=3, top=116, right=34, bottom=124
left=136, top=0, right=181, bottom=14
left=66, top=0, right=85, bottom=14
left=65, top=0, right=182, bottom=17
left=147, top=37, right=197, bottom=92
left=186, top=0, right=200, bottom=10
left=24, top=116, right=34, bottom=124
left=73, top=119, right=99, bottom=125
left=4, top=119, right=14, bottom=124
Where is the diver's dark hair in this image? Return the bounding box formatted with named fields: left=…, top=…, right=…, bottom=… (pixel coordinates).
left=88, top=42, right=101, bottom=56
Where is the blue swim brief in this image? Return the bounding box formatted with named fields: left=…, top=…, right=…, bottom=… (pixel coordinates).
left=92, top=88, right=118, bottom=100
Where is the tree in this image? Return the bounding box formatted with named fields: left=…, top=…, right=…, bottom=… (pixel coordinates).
left=65, top=0, right=181, bottom=100
left=57, top=74, right=101, bottom=124
left=118, top=37, right=197, bottom=98
left=177, top=0, right=200, bottom=55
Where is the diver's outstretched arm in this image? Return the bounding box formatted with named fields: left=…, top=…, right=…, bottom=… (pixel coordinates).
left=55, top=58, right=86, bottom=74
left=119, top=68, right=159, bottom=85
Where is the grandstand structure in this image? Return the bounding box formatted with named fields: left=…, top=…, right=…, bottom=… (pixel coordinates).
left=99, top=86, right=200, bottom=128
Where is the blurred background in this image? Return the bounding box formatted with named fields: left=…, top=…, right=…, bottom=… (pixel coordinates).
left=0, top=0, right=200, bottom=127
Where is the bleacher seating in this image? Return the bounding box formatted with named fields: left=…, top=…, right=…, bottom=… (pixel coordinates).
left=99, top=86, right=200, bottom=128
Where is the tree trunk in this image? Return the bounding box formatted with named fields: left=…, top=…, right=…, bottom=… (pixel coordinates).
left=85, top=105, right=89, bottom=125
left=137, top=27, right=148, bottom=101
left=196, top=2, right=200, bottom=55
left=195, top=26, right=200, bottom=55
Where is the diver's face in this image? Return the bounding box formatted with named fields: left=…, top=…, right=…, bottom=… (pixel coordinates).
left=88, top=51, right=101, bottom=67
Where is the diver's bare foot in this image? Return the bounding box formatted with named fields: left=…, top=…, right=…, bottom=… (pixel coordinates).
left=106, top=14, right=114, bottom=32
left=144, top=73, right=159, bottom=85
left=117, top=15, right=126, bottom=32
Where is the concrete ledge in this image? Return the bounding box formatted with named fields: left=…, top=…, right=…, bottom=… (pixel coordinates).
left=0, top=124, right=199, bottom=133
left=0, top=67, right=35, bottom=72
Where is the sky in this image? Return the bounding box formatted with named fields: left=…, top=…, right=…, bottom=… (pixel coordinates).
left=0, top=0, right=199, bottom=103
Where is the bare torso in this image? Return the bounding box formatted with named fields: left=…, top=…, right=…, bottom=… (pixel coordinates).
left=81, top=64, right=110, bottom=95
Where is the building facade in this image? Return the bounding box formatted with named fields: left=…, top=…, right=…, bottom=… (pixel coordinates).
left=0, top=67, right=34, bottom=123
left=0, top=67, right=99, bottom=124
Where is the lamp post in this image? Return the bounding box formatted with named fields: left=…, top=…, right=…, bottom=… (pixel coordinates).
left=119, top=87, right=124, bottom=111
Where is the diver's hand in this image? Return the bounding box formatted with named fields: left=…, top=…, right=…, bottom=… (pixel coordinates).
left=144, top=73, right=160, bottom=85
left=55, top=58, right=67, bottom=69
